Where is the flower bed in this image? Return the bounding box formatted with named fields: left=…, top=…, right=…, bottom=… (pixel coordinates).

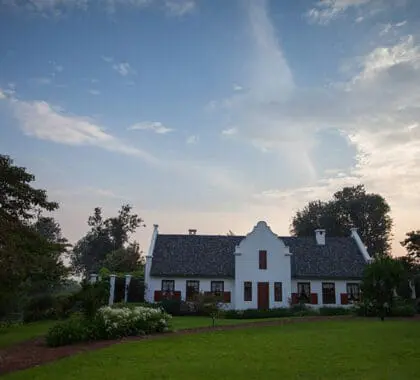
left=46, top=306, right=172, bottom=347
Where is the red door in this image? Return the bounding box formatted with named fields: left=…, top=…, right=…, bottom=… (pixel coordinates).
left=258, top=282, right=269, bottom=310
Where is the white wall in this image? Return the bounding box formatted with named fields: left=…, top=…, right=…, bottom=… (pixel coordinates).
left=234, top=221, right=292, bottom=310
left=145, top=276, right=235, bottom=309
left=291, top=279, right=362, bottom=308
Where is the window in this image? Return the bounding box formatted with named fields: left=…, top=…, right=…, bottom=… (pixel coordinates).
left=186, top=280, right=199, bottom=301
left=346, top=283, right=361, bottom=302
left=211, top=281, right=224, bottom=296
left=297, top=282, right=311, bottom=303
left=259, top=250, right=267, bottom=269
left=274, top=282, right=282, bottom=302
left=322, top=282, right=336, bottom=304
left=244, top=281, right=252, bottom=301
left=161, top=280, right=175, bottom=292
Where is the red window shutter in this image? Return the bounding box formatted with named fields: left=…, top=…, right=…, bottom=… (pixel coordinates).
left=154, top=290, right=162, bottom=302
left=340, top=293, right=349, bottom=305
left=223, top=291, right=231, bottom=303
left=174, top=291, right=181, bottom=300
left=291, top=293, right=299, bottom=304
left=310, top=293, right=318, bottom=305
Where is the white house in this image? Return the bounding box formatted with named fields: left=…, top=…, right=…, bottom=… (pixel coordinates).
left=144, top=221, right=372, bottom=310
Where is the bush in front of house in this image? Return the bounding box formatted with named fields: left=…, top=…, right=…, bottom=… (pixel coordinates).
left=46, top=305, right=172, bottom=347
left=318, top=307, right=353, bottom=316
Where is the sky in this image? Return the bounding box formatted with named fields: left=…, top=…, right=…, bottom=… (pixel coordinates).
left=1, top=0, right=419, bottom=257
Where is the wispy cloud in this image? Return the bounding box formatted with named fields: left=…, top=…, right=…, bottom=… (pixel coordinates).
left=164, top=0, right=195, bottom=16
left=88, top=89, right=101, bottom=95
left=305, top=0, right=403, bottom=25
left=233, top=83, right=243, bottom=92
left=221, top=127, right=237, bottom=136
left=31, top=77, right=53, bottom=85
left=128, top=121, right=173, bottom=134
left=4, top=95, right=158, bottom=163
left=0, top=0, right=196, bottom=17
left=186, top=135, right=199, bottom=144
left=112, top=62, right=136, bottom=76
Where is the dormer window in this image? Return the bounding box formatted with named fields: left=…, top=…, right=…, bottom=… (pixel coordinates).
left=259, top=250, right=267, bottom=269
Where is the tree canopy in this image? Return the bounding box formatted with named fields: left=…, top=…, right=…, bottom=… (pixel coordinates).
left=291, top=184, right=393, bottom=257
left=69, top=204, right=145, bottom=276
left=0, top=154, right=68, bottom=313
left=401, top=230, right=420, bottom=261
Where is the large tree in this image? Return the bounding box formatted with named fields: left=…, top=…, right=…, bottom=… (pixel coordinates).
left=291, top=185, right=393, bottom=257
left=0, top=155, right=68, bottom=313
left=70, top=204, right=144, bottom=276
left=361, top=256, right=405, bottom=320
left=401, top=230, right=420, bottom=261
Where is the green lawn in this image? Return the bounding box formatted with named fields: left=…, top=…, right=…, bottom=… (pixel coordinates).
left=0, top=316, right=280, bottom=349
left=4, top=320, right=420, bottom=380
left=0, top=321, right=56, bottom=349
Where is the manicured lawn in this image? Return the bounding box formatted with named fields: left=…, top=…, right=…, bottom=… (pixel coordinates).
left=0, top=316, right=280, bottom=349
left=4, top=320, right=420, bottom=380
left=0, top=321, right=56, bottom=349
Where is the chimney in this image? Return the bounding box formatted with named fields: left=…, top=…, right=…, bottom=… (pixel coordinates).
left=189, top=229, right=197, bottom=235
left=315, top=229, right=326, bottom=245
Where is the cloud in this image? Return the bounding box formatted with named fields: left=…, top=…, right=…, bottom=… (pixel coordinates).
left=32, top=77, right=53, bottom=85
left=5, top=96, right=158, bottom=163
left=164, top=0, right=195, bottom=16
left=205, top=1, right=420, bottom=254
left=221, top=127, right=238, bottom=136
left=112, top=62, right=136, bottom=76
left=102, top=56, right=136, bottom=77
left=305, top=0, right=404, bottom=25
left=186, top=135, right=199, bottom=144
left=0, top=89, right=6, bottom=99
left=0, top=0, right=196, bottom=17
left=88, top=89, right=101, bottom=95
left=233, top=83, right=243, bottom=92
left=380, top=20, right=407, bottom=36
left=128, top=121, right=173, bottom=134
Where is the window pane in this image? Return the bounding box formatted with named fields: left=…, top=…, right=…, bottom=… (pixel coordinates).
left=322, top=282, right=336, bottom=304
left=211, top=281, right=224, bottom=295
left=274, top=282, right=282, bottom=302
left=297, top=282, right=311, bottom=303
left=244, top=281, right=252, bottom=301
left=186, top=280, right=199, bottom=301
left=162, top=280, right=174, bottom=292
left=259, top=250, right=267, bottom=269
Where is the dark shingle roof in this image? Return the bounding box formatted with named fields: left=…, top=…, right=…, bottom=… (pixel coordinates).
left=150, top=234, right=367, bottom=279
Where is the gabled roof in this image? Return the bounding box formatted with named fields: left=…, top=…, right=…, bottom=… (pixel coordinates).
left=150, top=234, right=367, bottom=279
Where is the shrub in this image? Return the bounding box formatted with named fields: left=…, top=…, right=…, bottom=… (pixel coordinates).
left=23, top=294, right=55, bottom=322
left=225, top=308, right=294, bottom=319
left=76, top=280, right=110, bottom=320
left=319, top=307, right=352, bottom=316
left=390, top=304, right=416, bottom=317
left=46, top=306, right=172, bottom=347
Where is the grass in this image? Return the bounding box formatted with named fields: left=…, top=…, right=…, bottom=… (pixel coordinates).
left=3, top=320, right=420, bottom=380
left=0, top=321, right=56, bottom=349
left=0, top=315, right=282, bottom=349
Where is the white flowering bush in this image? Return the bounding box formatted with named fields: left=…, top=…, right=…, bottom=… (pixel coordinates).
left=46, top=306, right=172, bottom=347
left=97, top=306, right=172, bottom=339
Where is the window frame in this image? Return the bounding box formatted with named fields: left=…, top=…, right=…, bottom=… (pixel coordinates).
left=161, top=280, right=175, bottom=293
left=274, top=282, right=283, bottom=302
left=211, top=281, right=224, bottom=296
left=346, top=282, right=361, bottom=303
left=244, top=281, right=252, bottom=301
left=297, top=282, right=311, bottom=303
left=259, top=250, right=267, bottom=270
left=186, top=280, right=200, bottom=301
left=322, top=282, right=336, bottom=304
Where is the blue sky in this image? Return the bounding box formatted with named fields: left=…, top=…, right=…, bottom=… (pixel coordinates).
left=1, top=0, right=419, bottom=256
